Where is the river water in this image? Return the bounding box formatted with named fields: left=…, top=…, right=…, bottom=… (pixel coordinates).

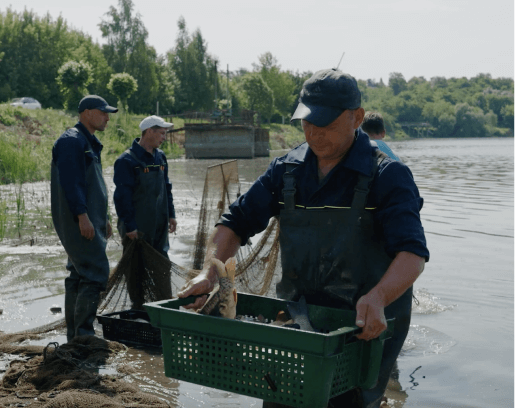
left=0, top=137, right=513, bottom=407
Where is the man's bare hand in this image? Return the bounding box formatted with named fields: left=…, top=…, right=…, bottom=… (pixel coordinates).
left=106, top=221, right=113, bottom=239
left=169, top=218, right=177, bottom=234
left=78, top=213, right=95, bottom=240
left=177, top=271, right=215, bottom=310
left=355, top=291, right=387, bottom=341
left=126, top=230, right=138, bottom=240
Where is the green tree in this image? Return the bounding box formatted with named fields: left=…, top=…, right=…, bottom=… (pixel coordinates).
left=0, top=8, right=111, bottom=108
left=240, top=72, right=274, bottom=122
left=430, top=76, right=448, bottom=88
left=437, top=113, right=457, bottom=137
left=500, top=104, right=514, bottom=130
left=454, top=103, right=489, bottom=137
left=388, top=72, right=407, bottom=95
left=57, top=60, right=93, bottom=110
left=408, top=76, right=426, bottom=89
left=422, top=100, right=454, bottom=127
left=253, top=52, right=296, bottom=120
left=99, top=0, right=161, bottom=113
left=167, top=17, right=217, bottom=112
left=107, top=72, right=138, bottom=112
left=485, top=92, right=513, bottom=117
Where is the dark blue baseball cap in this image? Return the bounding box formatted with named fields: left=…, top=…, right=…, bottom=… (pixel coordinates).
left=78, top=95, right=118, bottom=113
left=291, top=69, right=361, bottom=127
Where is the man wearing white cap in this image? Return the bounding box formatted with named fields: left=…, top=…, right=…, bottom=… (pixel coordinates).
left=113, top=116, right=177, bottom=302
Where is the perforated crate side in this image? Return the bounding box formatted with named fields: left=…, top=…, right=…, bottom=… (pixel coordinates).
left=329, top=341, right=360, bottom=398
left=97, top=313, right=162, bottom=347
left=161, top=327, right=356, bottom=408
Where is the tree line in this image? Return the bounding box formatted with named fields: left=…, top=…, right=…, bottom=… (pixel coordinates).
left=0, top=0, right=513, bottom=138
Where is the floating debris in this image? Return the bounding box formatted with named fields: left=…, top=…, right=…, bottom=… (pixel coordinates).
left=49, top=306, right=62, bottom=314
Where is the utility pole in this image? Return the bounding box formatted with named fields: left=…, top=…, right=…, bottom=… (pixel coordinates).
left=214, top=61, right=218, bottom=110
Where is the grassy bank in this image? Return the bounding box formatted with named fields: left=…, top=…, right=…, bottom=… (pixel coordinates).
left=0, top=104, right=184, bottom=185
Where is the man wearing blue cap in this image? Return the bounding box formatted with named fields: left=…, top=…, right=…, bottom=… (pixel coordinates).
left=51, top=95, right=118, bottom=342
left=178, top=69, right=429, bottom=407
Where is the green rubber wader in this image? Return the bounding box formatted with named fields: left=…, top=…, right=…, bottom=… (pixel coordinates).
left=51, top=128, right=109, bottom=341
left=117, top=150, right=170, bottom=257
left=273, top=153, right=412, bottom=408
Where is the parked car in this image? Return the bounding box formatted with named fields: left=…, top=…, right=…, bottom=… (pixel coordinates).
left=10, top=97, right=42, bottom=110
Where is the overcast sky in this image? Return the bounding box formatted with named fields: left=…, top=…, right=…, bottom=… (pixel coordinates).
left=4, top=0, right=514, bottom=82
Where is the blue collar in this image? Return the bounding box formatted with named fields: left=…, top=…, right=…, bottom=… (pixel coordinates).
left=130, top=138, right=157, bottom=160
left=76, top=122, right=103, bottom=150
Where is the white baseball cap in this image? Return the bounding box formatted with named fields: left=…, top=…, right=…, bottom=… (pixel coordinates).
left=139, top=115, right=174, bottom=131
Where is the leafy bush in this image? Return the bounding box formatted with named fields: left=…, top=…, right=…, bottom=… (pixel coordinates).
left=57, top=60, right=93, bottom=110
left=107, top=73, right=138, bottom=112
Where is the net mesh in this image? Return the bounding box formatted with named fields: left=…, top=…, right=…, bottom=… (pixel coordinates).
left=0, top=159, right=281, bottom=406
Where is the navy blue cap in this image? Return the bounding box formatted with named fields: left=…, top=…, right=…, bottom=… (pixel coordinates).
left=291, top=69, right=361, bottom=127
left=78, top=95, right=118, bottom=113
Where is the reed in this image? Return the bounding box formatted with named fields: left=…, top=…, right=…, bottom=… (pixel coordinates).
left=0, top=199, right=7, bottom=240
left=14, top=183, right=25, bottom=237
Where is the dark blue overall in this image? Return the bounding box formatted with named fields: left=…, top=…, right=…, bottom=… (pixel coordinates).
left=51, top=128, right=109, bottom=342
left=116, top=150, right=170, bottom=257
left=267, top=151, right=412, bottom=408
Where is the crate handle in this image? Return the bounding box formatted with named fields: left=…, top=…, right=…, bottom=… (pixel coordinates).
left=357, top=319, right=395, bottom=389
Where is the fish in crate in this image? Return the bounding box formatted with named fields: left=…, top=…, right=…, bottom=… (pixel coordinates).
left=197, top=257, right=238, bottom=319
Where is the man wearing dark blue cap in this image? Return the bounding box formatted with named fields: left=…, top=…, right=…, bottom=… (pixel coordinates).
left=178, top=69, right=429, bottom=408
left=51, top=95, right=118, bottom=342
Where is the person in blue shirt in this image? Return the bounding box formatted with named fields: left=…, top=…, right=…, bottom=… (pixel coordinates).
left=113, top=115, right=177, bottom=252
left=179, top=69, right=429, bottom=408
left=113, top=116, right=177, bottom=307
left=51, top=95, right=117, bottom=342
left=361, top=111, right=401, bottom=161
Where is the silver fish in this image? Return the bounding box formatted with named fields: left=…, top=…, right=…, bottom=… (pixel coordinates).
left=198, top=257, right=238, bottom=319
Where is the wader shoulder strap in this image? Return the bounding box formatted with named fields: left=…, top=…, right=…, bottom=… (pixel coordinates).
left=71, top=127, right=93, bottom=154
left=282, top=163, right=297, bottom=210
left=128, top=150, right=148, bottom=172
left=350, top=149, right=388, bottom=210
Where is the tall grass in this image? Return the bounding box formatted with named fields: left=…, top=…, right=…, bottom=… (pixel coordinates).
left=15, top=184, right=25, bottom=237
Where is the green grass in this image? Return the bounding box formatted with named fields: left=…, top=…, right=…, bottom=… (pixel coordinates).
left=0, top=105, right=184, bottom=241
left=0, top=104, right=73, bottom=184
left=0, top=104, right=184, bottom=185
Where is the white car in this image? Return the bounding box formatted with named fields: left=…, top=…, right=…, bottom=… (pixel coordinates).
left=10, top=97, right=42, bottom=110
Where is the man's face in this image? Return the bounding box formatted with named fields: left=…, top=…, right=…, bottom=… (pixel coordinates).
left=83, top=109, right=110, bottom=132
left=144, top=127, right=167, bottom=149
left=302, top=108, right=364, bottom=162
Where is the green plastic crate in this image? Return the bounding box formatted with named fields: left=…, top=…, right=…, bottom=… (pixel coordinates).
left=145, top=293, right=393, bottom=408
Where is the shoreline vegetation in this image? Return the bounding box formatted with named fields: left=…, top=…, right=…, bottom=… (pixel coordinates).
left=0, top=102, right=512, bottom=185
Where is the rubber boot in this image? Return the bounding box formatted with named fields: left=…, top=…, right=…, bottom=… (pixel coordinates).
left=64, top=260, right=80, bottom=342
left=64, top=278, right=78, bottom=342
left=74, top=282, right=101, bottom=337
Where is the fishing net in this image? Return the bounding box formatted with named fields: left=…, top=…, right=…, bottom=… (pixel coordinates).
left=187, top=160, right=281, bottom=296
left=0, top=334, right=170, bottom=407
